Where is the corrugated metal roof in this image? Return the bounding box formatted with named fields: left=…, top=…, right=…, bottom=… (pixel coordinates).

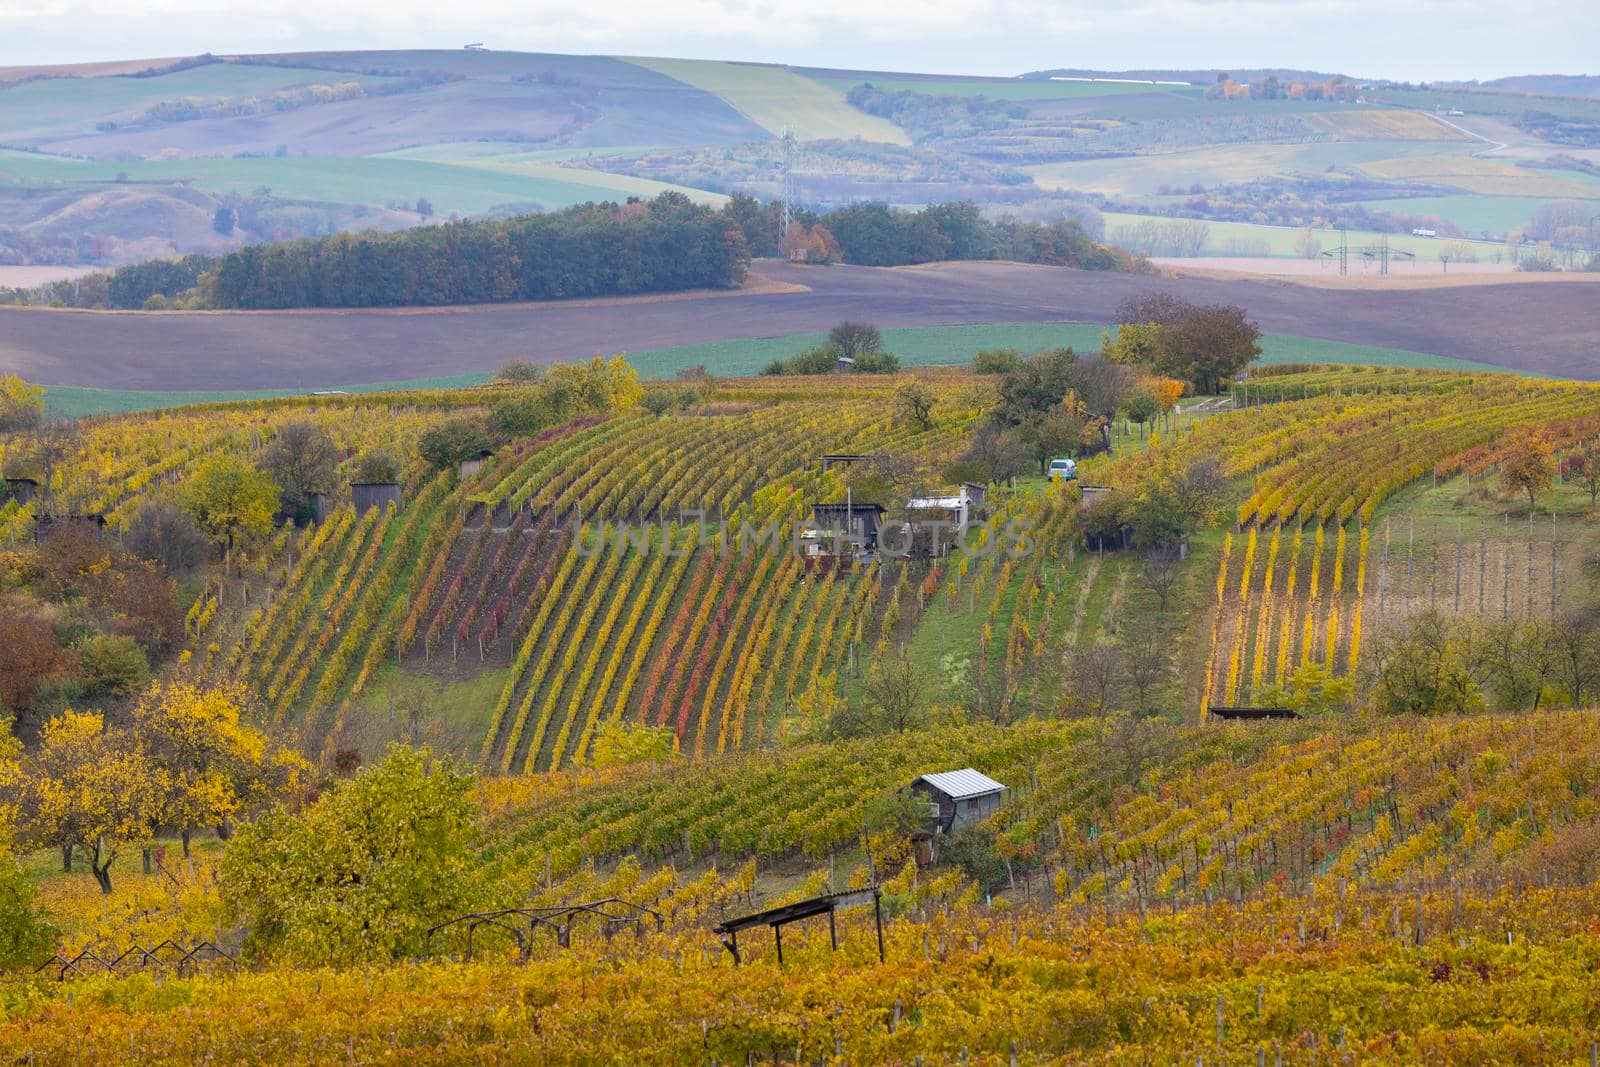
left=915, top=768, right=1007, bottom=800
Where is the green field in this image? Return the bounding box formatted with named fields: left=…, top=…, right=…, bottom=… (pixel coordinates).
left=1028, top=140, right=1464, bottom=198
left=376, top=143, right=653, bottom=163
left=1101, top=211, right=1504, bottom=260
left=624, top=57, right=910, bottom=144
left=35, top=323, right=1511, bottom=418
left=0, top=153, right=721, bottom=215
left=804, top=71, right=1193, bottom=102
left=1354, top=155, right=1600, bottom=199
left=0, top=62, right=400, bottom=142
left=1353, top=195, right=1563, bottom=236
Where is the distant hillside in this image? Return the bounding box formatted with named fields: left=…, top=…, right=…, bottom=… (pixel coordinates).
left=1474, top=74, right=1600, bottom=98
left=4, top=49, right=1600, bottom=268
left=1024, top=67, right=1346, bottom=85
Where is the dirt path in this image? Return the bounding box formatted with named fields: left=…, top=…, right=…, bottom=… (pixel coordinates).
left=1064, top=556, right=1101, bottom=648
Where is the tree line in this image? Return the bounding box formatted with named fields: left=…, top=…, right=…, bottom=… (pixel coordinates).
left=6, top=194, right=1144, bottom=312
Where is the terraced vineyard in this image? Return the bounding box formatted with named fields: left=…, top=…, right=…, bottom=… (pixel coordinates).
left=1185, top=370, right=1600, bottom=712
left=168, top=381, right=985, bottom=770
left=17, top=711, right=1600, bottom=1064
left=11, top=359, right=1600, bottom=1064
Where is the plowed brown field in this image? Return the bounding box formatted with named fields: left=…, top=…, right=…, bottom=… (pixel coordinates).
left=2, top=260, right=1596, bottom=389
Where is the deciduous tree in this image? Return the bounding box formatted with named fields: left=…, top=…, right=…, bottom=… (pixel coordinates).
left=21, top=710, right=165, bottom=894
left=180, top=453, right=279, bottom=568
left=261, top=420, right=338, bottom=523
left=221, top=746, right=477, bottom=964
left=894, top=382, right=936, bottom=431
left=1499, top=434, right=1555, bottom=513
left=0, top=375, right=44, bottom=434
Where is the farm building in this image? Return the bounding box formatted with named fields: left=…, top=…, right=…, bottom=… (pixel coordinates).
left=902, top=483, right=987, bottom=558
left=805, top=503, right=886, bottom=565
left=2, top=477, right=39, bottom=505
left=459, top=449, right=495, bottom=479
left=911, top=768, right=1008, bottom=835
left=352, top=482, right=403, bottom=516
left=32, top=513, right=107, bottom=540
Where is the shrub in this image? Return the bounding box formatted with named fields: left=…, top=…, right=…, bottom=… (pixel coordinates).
left=853, top=351, right=900, bottom=375
left=972, top=348, right=1022, bottom=375
left=419, top=419, right=496, bottom=471
left=350, top=448, right=403, bottom=485
left=76, top=634, right=150, bottom=699
left=124, top=502, right=212, bottom=573
left=221, top=746, right=478, bottom=964
left=494, top=359, right=543, bottom=384
left=0, top=861, right=56, bottom=970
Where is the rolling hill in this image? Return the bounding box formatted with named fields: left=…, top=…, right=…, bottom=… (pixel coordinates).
left=5, top=49, right=1600, bottom=270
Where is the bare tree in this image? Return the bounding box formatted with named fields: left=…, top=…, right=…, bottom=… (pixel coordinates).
left=895, top=382, right=936, bottom=431
left=261, top=420, right=338, bottom=519
left=1163, top=219, right=1211, bottom=257
left=1137, top=546, right=1184, bottom=613
left=864, top=654, right=929, bottom=732
left=828, top=321, right=883, bottom=360
left=1117, top=622, right=1172, bottom=712
left=1067, top=641, right=1124, bottom=716
left=1547, top=610, right=1600, bottom=709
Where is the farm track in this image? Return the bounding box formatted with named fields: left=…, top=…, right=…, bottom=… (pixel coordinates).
left=5, top=260, right=1599, bottom=388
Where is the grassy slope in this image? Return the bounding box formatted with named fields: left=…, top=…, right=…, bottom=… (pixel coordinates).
left=1102, top=210, right=1505, bottom=259
left=0, top=63, right=400, bottom=143
left=1028, top=140, right=1463, bottom=198
left=803, top=70, right=1187, bottom=101
left=37, top=323, right=1505, bottom=418
left=624, top=57, right=910, bottom=145
left=1351, top=194, right=1568, bottom=236
left=1354, top=155, right=1600, bottom=199
left=0, top=153, right=720, bottom=216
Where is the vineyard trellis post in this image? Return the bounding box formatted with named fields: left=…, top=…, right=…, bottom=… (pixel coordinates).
left=1502, top=514, right=1510, bottom=618
left=1429, top=524, right=1437, bottom=610
left=1478, top=538, right=1486, bottom=616
left=1526, top=511, right=1534, bottom=619
left=1405, top=515, right=1414, bottom=609
left=1378, top=521, right=1389, bottom=620
left=1453, top=522, right=1461, bottom=615
left=1550, top=512, right=1558, bottom=618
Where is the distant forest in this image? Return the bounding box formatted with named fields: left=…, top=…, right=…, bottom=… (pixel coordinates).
left=6, top=194, right=1138, bottom=311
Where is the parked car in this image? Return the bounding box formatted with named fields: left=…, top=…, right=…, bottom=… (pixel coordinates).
left=1047, top=457, right=1077, bottom=482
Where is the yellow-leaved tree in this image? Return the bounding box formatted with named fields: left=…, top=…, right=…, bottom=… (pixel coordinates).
left=544, top=354, right=644, bottom=414
left=20, top=710, right=166, bottom=895
left=132, top=681, right=308, bottom=856
left=179, top=453, right=279, bottom=570
left=0, top=373, right=45, bottom=433
left=588, top=719, right=674, bottom=770
left=0, top=719, right=56, bottom=967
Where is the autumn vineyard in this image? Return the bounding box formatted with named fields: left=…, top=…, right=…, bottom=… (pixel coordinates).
left=4, top=355, right=1600, bottom=1063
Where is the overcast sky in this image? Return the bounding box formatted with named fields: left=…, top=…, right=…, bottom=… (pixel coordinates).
left=1, top=1, right=1592, bottom=81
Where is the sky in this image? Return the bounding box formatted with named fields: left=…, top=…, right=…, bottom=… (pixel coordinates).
left=0, top=0, right=1593, bottom=82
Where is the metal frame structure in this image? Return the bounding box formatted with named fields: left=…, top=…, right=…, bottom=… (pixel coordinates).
left=425, top=897, right=664, bottom=962
left=712, top=887, right=884, bottom=967
left=36, top=940, right=237, bottom=981
left=1207, top=706, right=1300, bottom=721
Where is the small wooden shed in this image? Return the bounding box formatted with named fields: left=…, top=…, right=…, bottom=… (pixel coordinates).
left=807, top=502, right=886, bottom=552
left=2, top=477, right=39, bottom=505
left=352, top=482, right=403, bottom=516
left=458, top=449, right=494, bottom=479
left=911, top=768, right=1008, bottom=835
